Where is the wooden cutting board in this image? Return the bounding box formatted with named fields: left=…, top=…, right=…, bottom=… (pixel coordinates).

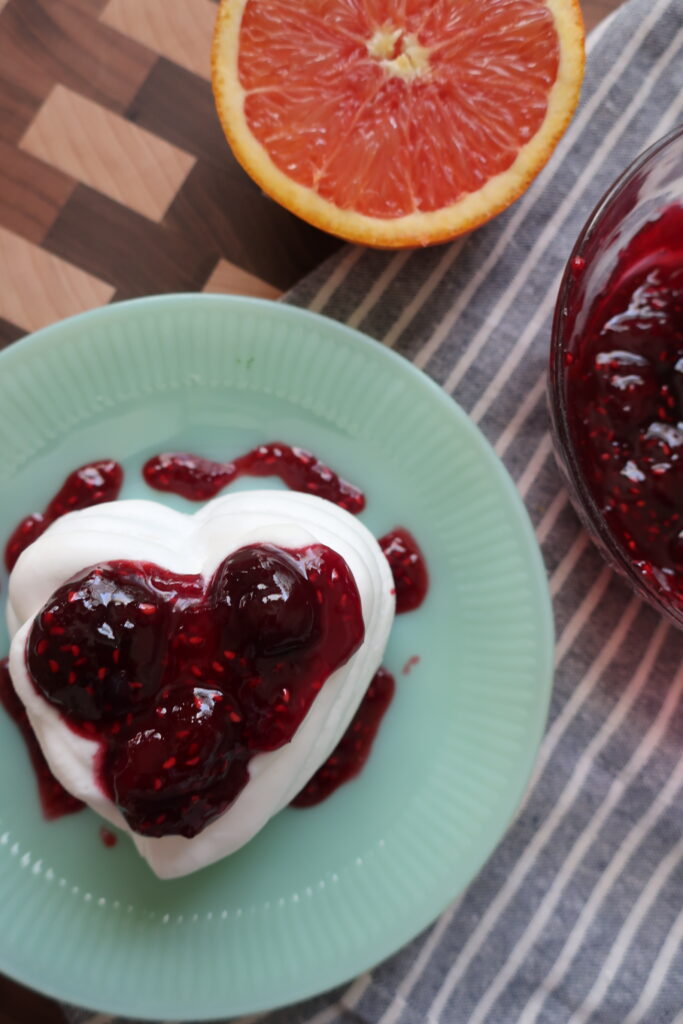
left=0, top=0, right=344, bottom=348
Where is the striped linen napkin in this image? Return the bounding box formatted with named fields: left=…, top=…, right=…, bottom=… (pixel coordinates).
left=66, top=0, right=683, bottom=1022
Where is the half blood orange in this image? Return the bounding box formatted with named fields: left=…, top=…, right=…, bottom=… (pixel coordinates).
left=212, top=0, right=585, bottom=247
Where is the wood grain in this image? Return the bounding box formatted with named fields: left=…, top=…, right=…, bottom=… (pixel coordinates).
left=101, top=0, right=217, bottom=79
left=0, top=225, right=114, bottom=331
left=165, top=158, right=340, bottom=290
left=0, top=140, right=74, bottom=243
left=582, top=0, right=621, bottom=30
left=0, top=224, right=114, bottom=331
left=126, top=58, right=233, bottom=167
left=21, top=85, right=196, bottom=221
left=44, top=183, right=217, bottom=298
left=0, top=0, right=156, bottom=139
left=0, top=316, right=26, bottom=349
left=204, top=257, right=282, bottom=298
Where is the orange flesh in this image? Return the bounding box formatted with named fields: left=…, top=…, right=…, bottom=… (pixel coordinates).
left=238, top=0, right=560, bottom=219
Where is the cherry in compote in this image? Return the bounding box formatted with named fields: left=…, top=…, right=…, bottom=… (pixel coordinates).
left=27, top=565, right=170, bottom=721
left=565, top=205, right=683, bottom=606
left=107, top=685, right=248, bottom=839
left=25, top=544, right=364, bottom=838
left=213, top=545, right=320, bottom=661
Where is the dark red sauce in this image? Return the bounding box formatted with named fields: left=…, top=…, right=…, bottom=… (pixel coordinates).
left=3, top=445, right=429, bottom=823
left=291, top=667, right=395, bottom=807
left=143, top=443, right=365, bottom=514
left=144, top=444, right=429, bottom=611
left=24, top=545, right=364, bottom=837
left=402, top=655, right=421, bottom=675
left=379, top=528, right=429, bottom=613
left=564, top=205, right=683, bottom=609
left=4, top=460, right=123, bottom=572
left=0, top=658, right=84, bottom=820
left=570, top=255, right=586, bottom=277
left=100, top=827, right=117, bottom=848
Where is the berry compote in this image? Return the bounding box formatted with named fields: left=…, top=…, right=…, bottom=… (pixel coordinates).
left=0, top=658, right=84, bottom=819
left=24, top=544, right=364, bottom=837
left=4, top=444, right=430, bottom=823
left=5, top=460, right=123, bottom=572
left=144, top=443, right=365, bottom=514
left=143, top=443, right=429, bottom=612
left=379, top=528, right=428, bottom=613
left=292, top=666, right=395, bottom=807
left=563, top=204, right=683, bottom=608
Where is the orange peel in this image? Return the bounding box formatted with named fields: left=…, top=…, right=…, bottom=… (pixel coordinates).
left=212, top=0, right=585, bottom=248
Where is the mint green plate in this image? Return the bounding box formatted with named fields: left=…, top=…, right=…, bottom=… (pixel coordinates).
left=0, top=295, right=553, bottom=1020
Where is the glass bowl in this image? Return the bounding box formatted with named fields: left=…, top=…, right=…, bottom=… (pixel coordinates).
left=549, top=124, right=683, bottom=627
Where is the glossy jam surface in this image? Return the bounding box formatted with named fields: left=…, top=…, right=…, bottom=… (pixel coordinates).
left=5, top=461, right=123, bottom=572
left=0, top=658, right=84, bottom=819
left=565, top=205, right=683, bottom=607
left=5, top=445, right=430, bottom=822
left=291, top=667, right=395, bottom=807
left=143, top=444, right=430, bottom=612
left=379, top=528, right=429, bottom=613
left=25, top=545, right=364, bottom=837
left=144, top=443, right=365, bottom=514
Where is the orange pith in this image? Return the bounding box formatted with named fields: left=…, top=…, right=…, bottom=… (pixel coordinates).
left=212, top=0, right=585, bottom=247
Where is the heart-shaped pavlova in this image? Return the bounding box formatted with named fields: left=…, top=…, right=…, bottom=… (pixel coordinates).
left=7, top=491, right=394, bottom=878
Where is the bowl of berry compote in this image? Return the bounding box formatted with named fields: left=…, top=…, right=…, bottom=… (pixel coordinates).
left=550, top=125, right=683, bottom=625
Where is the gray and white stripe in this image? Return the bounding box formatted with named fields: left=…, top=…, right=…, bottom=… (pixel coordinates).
left=68, top=0, right=683, bottom=1021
